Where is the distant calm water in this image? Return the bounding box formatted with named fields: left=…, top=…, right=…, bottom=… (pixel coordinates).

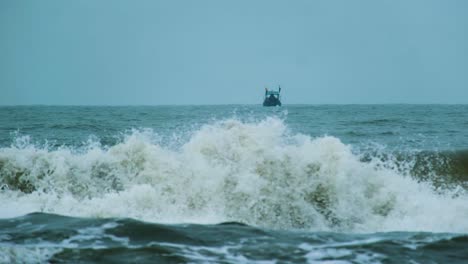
left=1, top=105, right=468, bottom=263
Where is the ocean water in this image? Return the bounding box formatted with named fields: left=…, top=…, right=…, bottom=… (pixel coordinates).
left=1, top=105, right=468, bottom=263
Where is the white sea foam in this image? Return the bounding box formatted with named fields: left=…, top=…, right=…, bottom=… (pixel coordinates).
left=1, top=117, right=468, bottom=233
left=0, top=246, right=61, bottom=264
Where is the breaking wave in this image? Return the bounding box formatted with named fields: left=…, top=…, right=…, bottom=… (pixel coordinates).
left=1, top=117, right=468, bottom=233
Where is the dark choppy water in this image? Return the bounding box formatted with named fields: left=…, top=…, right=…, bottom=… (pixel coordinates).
left=2, top=213, right=468, bottom=264
left=1, top=105, right=468, bottom=263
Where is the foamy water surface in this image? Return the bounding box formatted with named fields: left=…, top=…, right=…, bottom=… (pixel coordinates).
left=1, top=105, right=468, bottom=263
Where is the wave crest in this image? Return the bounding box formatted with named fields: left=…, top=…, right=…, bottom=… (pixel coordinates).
left=1, top=117, right=468, bottom=233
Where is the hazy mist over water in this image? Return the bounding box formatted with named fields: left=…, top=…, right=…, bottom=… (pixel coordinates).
left=1, top=0, right=468, bottom=105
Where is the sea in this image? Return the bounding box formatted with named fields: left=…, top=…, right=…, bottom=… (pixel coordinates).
left=1, top=105, right=468, bottom=263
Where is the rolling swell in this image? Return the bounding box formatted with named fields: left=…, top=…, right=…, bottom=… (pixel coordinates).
left=1, top=213, right=468, bottom=263
left=360, top=149, right=468, bottom=189
left=1, top=117, right=468, bottom=233
left=412, top=150, right=468, bottom=186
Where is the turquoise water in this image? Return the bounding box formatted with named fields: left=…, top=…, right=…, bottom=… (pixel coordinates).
left=1, top=105, right=468, bottom=263
left=1, top=105, right=467, bottom=149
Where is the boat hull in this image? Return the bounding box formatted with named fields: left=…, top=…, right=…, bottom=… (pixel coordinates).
left=263, top=99, right=281, bottom=107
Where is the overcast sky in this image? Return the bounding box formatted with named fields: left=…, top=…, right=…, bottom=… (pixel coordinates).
left=1, top=0, right=467, bottom=105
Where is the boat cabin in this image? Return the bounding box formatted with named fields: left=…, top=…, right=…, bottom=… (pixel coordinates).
left=263, top=87, right=282, bottom=107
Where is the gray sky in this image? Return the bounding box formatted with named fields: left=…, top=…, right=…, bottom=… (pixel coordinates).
left=1, top=0, right=467, bottom=105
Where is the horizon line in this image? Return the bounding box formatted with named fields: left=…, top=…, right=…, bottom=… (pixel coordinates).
left=1, top=103, right=468, bottom=107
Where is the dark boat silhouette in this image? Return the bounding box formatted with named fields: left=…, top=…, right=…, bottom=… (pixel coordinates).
left=263, top=86, right=282, bottom=107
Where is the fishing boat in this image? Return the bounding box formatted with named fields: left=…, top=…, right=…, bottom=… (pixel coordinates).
left=263, top=86, right=282, bottom=107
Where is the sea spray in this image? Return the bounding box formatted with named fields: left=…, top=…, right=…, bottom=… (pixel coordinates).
left=1, top=117, right=468, bottom=233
